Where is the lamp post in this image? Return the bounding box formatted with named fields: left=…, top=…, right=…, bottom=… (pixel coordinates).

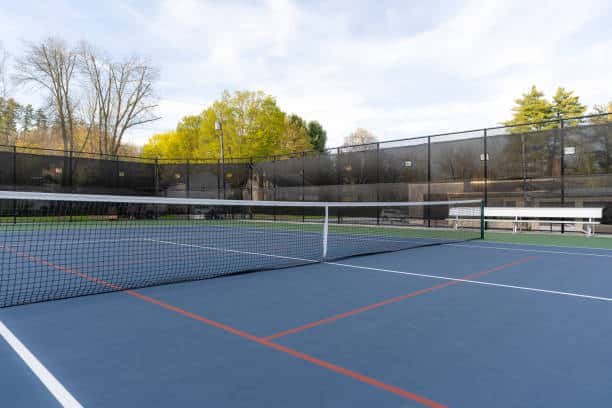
left=215, top=117, right=225, bottom=199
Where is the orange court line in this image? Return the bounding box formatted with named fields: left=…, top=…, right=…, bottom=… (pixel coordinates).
left=2, top=244, right=447, bottom=408
left=264, top=256, right=538, bottom=341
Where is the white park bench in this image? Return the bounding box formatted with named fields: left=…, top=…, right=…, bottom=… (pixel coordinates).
left=449, top=207, right=603, bottom=236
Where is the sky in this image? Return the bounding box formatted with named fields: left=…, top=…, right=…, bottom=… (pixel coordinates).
left=1, top=0, right=611, bottom=148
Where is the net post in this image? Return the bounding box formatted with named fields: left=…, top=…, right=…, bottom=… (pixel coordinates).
left=480, top=199, right=485, bottom=240
left=322, top=204, right=329, bottom=259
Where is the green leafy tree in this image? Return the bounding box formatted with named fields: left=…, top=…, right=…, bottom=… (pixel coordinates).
left=306, top=120, right=327, bottom=152
left=144, top=90, right=314, bottom=160
left=504, top=86, right=555, bottom=133
left=551, top=87, right=586, bottom=126
left=283, top=114, right=313, bottom=154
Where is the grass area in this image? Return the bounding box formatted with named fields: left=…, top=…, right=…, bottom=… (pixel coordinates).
left=0, top=216, right=478, bottom=241
left=484, top=230, right=612, bottom=250
left=5, top=215, right=610, bottom=249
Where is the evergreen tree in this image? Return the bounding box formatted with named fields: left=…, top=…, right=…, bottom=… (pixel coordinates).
left=22, top=104, right=35, bottom=133
left=34, top=108, right=48, bottom=130
left=551, top=87, right=586, bottom=126
left=504, top=86, right=555, bottom=133
left=0, top=97, right=21, bottom=144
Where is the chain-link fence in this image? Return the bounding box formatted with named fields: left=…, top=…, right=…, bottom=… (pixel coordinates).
left=1, top=113, right=611, bottom=232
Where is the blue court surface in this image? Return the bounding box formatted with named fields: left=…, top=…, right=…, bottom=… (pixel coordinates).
left=1, top=240, right=612, bottom=407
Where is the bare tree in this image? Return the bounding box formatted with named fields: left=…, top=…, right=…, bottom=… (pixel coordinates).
left=14, top=38, right=79, bottom=153
left=343, top=128, right=378, bottom=148
left=79, top=44, right=159, bottom=155
left=0, top=42, right=9, bottom=99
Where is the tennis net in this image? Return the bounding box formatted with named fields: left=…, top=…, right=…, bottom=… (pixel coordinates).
left=0, top=191, right=483, bottom=307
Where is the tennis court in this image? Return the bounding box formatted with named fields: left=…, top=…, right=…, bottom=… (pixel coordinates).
left=1, top=193, right=611, bottom=407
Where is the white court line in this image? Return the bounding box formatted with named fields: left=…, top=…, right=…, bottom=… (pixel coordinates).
left=327, top=262, right=612, bottom=303
left=0, top=321, right=83, bottom=408
left=145, top=238, right=612, bottom=304
left=449, top=243, right=612, bottom=258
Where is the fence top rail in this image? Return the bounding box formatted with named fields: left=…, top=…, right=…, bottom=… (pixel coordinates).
left=1, top=113, right=609, bottom=164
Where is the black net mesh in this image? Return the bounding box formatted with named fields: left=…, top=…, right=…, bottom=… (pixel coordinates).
left=0, top=192, right=482, bottom=307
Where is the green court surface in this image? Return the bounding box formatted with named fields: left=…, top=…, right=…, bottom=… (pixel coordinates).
left=485, top=230, right=612, bottom=250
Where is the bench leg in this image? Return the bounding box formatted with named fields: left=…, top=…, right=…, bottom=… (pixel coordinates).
left=586, top=219, right=593, bottom=237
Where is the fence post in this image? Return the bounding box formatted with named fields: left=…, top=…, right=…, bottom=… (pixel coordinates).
left=483, top=128, right=488, bottom=206
left=272, top=155, right=277, bottom=201
left=186, top=159, right=190, bottom=198
left=216, top=160, right=221, bottom=199
left=272, top=155, right=277, bottom=221
left=113, top=154, right=119, bottom=194
left=249, top=157, right=254, bottom=200
left=154, top=157, right=159, bottom=195
left=336, top=147, right=341, bottom=224
left=376, top=142, right=380, bottom=225
left=12, top=146, right=16, bottom=224
left=427, top=136, right=431, bottom=227
left=480, top=199, right=485, bottom=240
left=560, top=116, right=565, bottom=233
left=301, top=152, right=306, bottom=222
left=12, top=146, right=17, bottom=192
left=221, top=159, right=226, bottom=199
left=69, top=149, right=74, bottom=193
left=301, top=152, right=306, bottom=201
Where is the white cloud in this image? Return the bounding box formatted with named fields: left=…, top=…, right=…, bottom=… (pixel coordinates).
left=2, top=0, right=611, bottom=149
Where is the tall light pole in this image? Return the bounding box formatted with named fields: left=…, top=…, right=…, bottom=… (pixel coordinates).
left=215, top=116, right=225, bottom=199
